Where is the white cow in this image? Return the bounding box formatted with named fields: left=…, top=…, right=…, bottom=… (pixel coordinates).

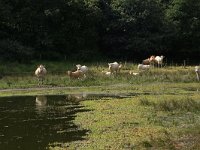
left=155, top=55, right=165, bottom=67
left=76, top=64, right=88, bottom=73
left=195, top=66, right=200, bottom=81
left=35, top=65, right=47, bottom=84
left=108, top=62, right=122, bottom=74
left=76, top=64, right=88, bottom=78
left=138, top=64, right=151, bottom=71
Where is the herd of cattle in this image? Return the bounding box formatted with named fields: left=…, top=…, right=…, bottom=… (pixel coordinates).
left=35, top=55, right=200, bottom=84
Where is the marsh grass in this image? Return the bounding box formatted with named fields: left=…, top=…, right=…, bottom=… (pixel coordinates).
left=0, top=62, right=198, bottom=90
left=155, top=98, right=200, bottom=112
left=56, top=93, right=200, bottom=150
left=140, top=96, right=200, bottom=112
left=0, top=62, right=199, bottom=149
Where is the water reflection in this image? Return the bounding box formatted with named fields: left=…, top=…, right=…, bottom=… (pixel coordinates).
left=0, top=92, right=151, bottom=150
left=35, top=95, right=47, bottom=114
left=36, top=95, right=47, bottom=106
left=0, top=95, right=90, bottom=150
left=67, top=93, right=87, bottom=103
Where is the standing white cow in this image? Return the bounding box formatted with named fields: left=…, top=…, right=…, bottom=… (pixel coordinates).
left=195, top=66, right=200, bottom=81
left=108, top=62, right=122, bottom=74
left=35, top=64, right=47, bottom=85
left=155, top=55, right=165, bottom=67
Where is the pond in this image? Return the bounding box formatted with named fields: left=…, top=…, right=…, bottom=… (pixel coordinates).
left=0, top=94, right=92, bottom=150
left=0, top=93, right=134, bottom=150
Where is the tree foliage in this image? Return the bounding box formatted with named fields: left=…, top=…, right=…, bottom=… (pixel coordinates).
left=166, top=0, right=200, bottom=56
left=0, top=0, right=199, bottom=62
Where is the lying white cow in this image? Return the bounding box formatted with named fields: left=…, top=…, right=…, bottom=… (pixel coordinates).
left=102, top=71, right=112, bottom=76
left=138, top=64, right=151, bottom=71
left=67, top=70, right=84, bottom=79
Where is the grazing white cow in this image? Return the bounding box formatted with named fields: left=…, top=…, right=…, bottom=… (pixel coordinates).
left=67, top=70, right=84, bottom=79
left=155, top=55, right=165, bottom=67
left=108, top=62, right=122, bottom=74
left=76, top=64, right=88, bottom=78
left=195, top=66, right=200, bottom=81
left=76, top=64, right=88, bottom=73
left=35, top=65, right=47, bottom=84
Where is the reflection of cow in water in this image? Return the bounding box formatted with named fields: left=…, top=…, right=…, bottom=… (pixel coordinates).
left=36, top=96, right=47, bottom=106
left=35, top=95, right=47, bottom=114
left=66, top=93, right=87, bottom=103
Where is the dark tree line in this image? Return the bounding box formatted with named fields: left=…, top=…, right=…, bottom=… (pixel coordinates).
left=0, top=0, right=199, bottom=62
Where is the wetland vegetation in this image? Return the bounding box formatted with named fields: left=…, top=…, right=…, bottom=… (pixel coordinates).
left=0, top=62, right=199, bottom=149
left=0, top=61, right=198, bottom=93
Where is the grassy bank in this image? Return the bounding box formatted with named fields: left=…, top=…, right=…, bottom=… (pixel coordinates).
left=0, top=82, right=199, bottom=97
left=0, top=61, right=199, bottom=97
left=49, top=92, right=200, bottom=150
left=0, top=61, right=198, bottom=90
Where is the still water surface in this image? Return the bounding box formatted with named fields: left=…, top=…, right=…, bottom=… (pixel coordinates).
left=0, top=94, right=90, bottom=150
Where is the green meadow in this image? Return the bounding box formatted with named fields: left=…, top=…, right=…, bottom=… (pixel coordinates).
left=59, top=93, right=200, bottom=150
left=0, top=62, right=199, bottom=149
left=0, top=61, right=198, bottom=91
